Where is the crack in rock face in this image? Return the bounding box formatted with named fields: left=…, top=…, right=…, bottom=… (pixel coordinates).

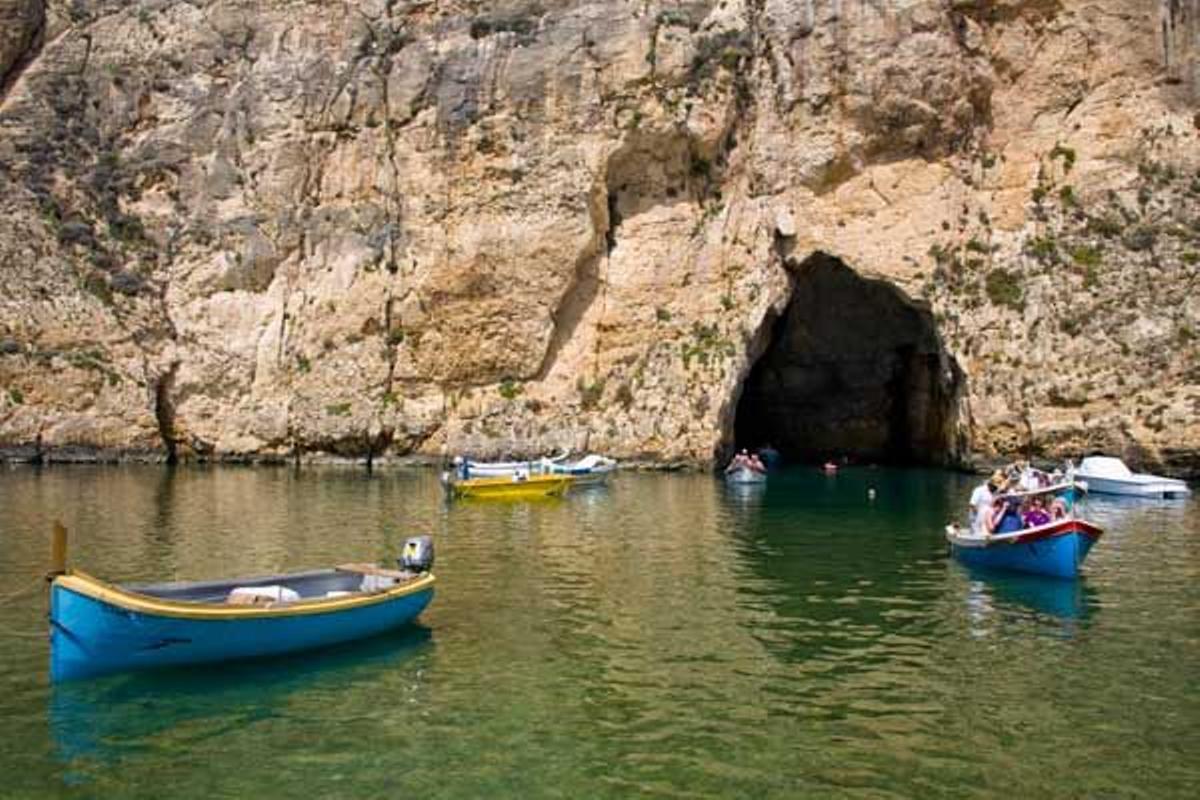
left=0, top=1, right=44, bottom=97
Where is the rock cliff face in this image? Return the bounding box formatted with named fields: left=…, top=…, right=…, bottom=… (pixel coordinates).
left=0, top=0, right=1197, bottom=474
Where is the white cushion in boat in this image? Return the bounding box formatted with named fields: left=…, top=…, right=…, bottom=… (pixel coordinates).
left=227, top=585, right=300, bottom=605
left=360, top=574, right=397, bottom=592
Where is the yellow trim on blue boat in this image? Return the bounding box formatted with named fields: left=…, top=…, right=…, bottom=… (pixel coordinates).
left=54, top=570, right=436, bottom=620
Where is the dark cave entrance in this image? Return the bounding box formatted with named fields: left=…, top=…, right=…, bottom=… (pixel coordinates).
left=732, top=253, right=963, bottom=466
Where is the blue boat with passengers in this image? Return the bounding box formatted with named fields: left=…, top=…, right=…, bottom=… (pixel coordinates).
left=946, top=480, right=1103, bottom=579
left=46, top=525, right=436, bottom=682
left=947, top=517, right=1103, bottom=579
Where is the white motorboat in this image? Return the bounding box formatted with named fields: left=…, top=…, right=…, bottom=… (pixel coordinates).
left=1070, top=456, right=1191, bottom=499
left=457, top=453, right=615, bottom=484
left=541, top=453, right=617, bottom=485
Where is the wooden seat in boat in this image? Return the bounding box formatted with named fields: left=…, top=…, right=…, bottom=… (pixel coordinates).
left=336, top=563, right=418, bottom=581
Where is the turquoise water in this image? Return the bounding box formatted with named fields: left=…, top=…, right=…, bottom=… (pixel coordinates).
left=1, top=465, right=1197, bottom=798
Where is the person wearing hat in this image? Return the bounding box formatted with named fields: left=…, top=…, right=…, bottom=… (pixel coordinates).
left=968, top=470, right=1006, bottom=536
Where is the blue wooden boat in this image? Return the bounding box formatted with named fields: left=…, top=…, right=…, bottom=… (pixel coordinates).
left=946, top=518, right=1103, bottom=579
left=49, top=532, right=435, bottom=682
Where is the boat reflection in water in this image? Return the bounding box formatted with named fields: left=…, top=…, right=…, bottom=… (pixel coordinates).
left=961, top=569, right=1098, bottom=637
left=722, top=478, right=767, bottom=509
left=50, top=625, right=432, bottom=771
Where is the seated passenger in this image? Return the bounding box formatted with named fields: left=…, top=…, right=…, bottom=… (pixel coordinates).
left=985, top=497, right=1005, bottom=535
left=1049, top=497, right=1068, bottom=520
left=726, top=449, right=751, bottom=473
left=992, top=496, right=1025, bottom=534
left=1023, top=496, right=1051, bottom=528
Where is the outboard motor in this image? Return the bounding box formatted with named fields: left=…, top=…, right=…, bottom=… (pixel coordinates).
left=399, top=535, right=434, bottom=573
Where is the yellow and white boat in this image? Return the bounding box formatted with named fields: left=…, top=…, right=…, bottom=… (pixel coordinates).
left=446, top=473, right=573, bottom=500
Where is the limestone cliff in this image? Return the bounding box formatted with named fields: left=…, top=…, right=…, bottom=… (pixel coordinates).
left=0, top=0, right=1197, bottom=475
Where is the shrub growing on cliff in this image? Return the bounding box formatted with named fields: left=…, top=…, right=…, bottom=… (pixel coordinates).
left=577, top=378, right=605, bottom=410
left=1024, top=235, right=1058, bottom=264
left=1123, top=225, right=1156, bottom=251
left=985, top=269, right=1024, bottom=311
left=690, top=31, right=753, bottom=85
left=469, top=6, right=543, bottom=43
left=498, top=378, right=523, bottom=400
left=1049, top=143, right=1076, bottom=172
left=615, top=382, right=635, bottom=409
left=1086, top=215, right=1122, bottom=238
left=1071, top=245, right=1102, bottom=267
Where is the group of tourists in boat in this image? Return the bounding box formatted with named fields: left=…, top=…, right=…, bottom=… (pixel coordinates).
left=949, top=460, right=1104, bottom=579
left=723, top=445, right=843, bottom=483
left=724, top=449, right=768, bottom=484
left=967, top=463, right=1073, bottom=537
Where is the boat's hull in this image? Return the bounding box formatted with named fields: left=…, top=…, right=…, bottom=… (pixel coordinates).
left=449, top=476, right=572, bottom=499
left=724, top=466, right=766, bottom=485
left=50, top=574, right=434, bottom=682
left=948, top=519, right=1103, bottom=579
left=1074, top=474, right=1191, bottom=498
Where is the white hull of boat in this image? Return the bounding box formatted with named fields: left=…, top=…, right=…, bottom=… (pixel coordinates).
left=461, top=454, right=615, bottom=484
left=1074, top=475, right=1190, bottom=498
left=1072, top=456, right=1191, bottom=498
left=725, top=466, right=767, bottom=485
left=465, top=463, right=543, bottom=478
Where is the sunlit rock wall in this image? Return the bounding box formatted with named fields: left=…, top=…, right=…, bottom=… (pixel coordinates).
left=0, top=0, right=1197, bottom=475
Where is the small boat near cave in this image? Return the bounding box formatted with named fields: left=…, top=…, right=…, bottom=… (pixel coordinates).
left=463, top=453, right=568, bottom=478
left=724, top=465, right=767, bottom=485
left=540, top=453, right=617, bottom=485
left=460, top=453, right=616, bottom=485
left=946, top=517, right=1104, bottom=579
left=946, top=479, right=1103, bottom=579
left=48, top=526, right=436, bottom=682
left=444, top=473, right=574, bottom=500
left=1070, top=456, right=1191, bottom=499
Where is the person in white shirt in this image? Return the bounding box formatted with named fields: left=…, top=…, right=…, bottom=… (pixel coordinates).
left=1017, top=461, right=1040, bottom=492
left=968, top=471, right=1006, bottom=535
